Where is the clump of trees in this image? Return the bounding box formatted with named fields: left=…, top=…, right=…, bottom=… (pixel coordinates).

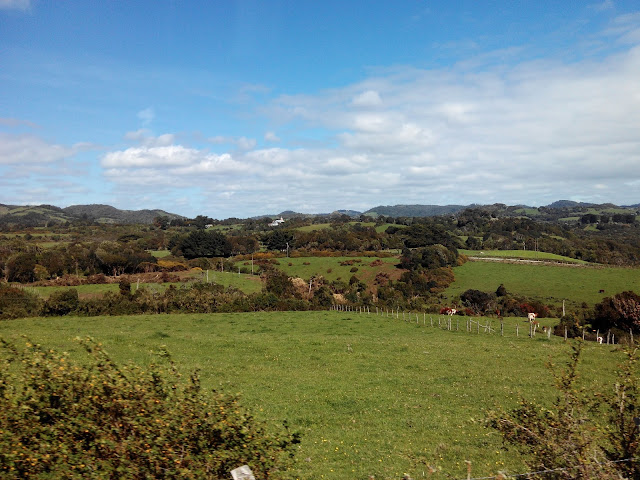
left=171, top=230, right=232, bottom=259
left=0, top=338, right=300, bottom=478
left=592, top=291, right=640, bottom=335
left=457, top=285, right=550, bottom=317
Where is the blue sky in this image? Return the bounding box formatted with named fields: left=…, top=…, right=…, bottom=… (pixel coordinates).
left=1, top=0, right=640, bottom=218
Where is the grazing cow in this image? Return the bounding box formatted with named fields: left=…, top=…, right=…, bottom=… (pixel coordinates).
left=527, top=312, right=538, bottom=322
left=597, top=335, right=603, bottom=344
left=439, top=307, right=457, bottom=316
left=599, top=289, right=605, bottom=293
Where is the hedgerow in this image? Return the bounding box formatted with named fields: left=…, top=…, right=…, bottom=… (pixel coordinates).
left=0, top=338, right=300, bottom=479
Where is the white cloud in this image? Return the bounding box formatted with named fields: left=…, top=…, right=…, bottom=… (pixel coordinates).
left=264, top=131, right=280, bottom=142
left=0, top=133, right=76, bottom=164
left=124, top=129, right=175, bottom=146
left=351, top=90, right=382, bottom=107
left=208, top=135, right=256, bottom=150
left=137, top=107, right=155, bottom=126
left=590, top=0, right=614, bottom=12
left=0, top=0, right=30, bottom=10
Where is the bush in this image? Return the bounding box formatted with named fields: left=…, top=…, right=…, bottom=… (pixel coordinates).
left=0, top=338, right=300, bottom=479
left=593, top=290, right=640, bottom=334
left=0, top=284, right=41, bottom=319
left=487, top=342, right=640, bottom=479
left=42, top=288, right=79, bottom=316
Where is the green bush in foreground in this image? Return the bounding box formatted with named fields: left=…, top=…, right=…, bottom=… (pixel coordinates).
left=0, top=338, right=299, bottom=479
left=488, top=342, right=639, bottom=479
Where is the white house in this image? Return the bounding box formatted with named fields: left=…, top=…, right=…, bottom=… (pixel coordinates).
left=268, top=217, right=285, bottom=227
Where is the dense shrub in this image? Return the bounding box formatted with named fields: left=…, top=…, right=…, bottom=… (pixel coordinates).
left=460, top=289, right=495, bottom=314
left=592, top=290, right=640, bottom=334
left=5, top=252, right=36, bottom=283
left=553, top=313, right=584, bottom=338
left=0, top=338, right=300, bottom=479
left=42, top=288, right=79, bottom=316
left=0, top=284, right=41, bottom=319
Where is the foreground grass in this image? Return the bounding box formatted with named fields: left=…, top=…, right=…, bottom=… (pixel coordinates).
left=446, top=261, right=640, bottom=311
left=0, top=311, right=620, bottom=479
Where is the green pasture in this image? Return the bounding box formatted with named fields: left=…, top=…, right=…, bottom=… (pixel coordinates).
left=460, top=249, right=588, bottom=264
left=446, top=261, right=640, bottom=310
left=149, top=249, right=172, bottom=258
left=265, top=256, right=400, bottom=284
left=0, top=312, right=621, bottom=480
left=512, top=207, right=540, bottom=216
left=23, top=271, right=262, bottom=299
left=201, top=270, right=263, bottom=294
left=295, top=223, right=332, bottom=232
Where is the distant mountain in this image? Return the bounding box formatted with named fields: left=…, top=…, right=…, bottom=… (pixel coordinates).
left=332, top=210, right=362, bottom=217
left=364, top=204, right=469, bottom=217
left=0, top=203, right=182, bottom=227
left=545, top=200, right=595, bottom=209
left=62, top=204, right=182, bottom=224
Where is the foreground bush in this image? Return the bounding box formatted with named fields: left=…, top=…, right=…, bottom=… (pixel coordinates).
left=0, top=338, right=299, bottom=479
left=487, top=342, right=639, bottom=479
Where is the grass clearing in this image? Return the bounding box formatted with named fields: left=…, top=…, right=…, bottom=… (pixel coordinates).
left=0, top=311, right=621, bottom=479
left=269, top=256, right=402, bottom=285
left=149, top=249, right=172, bottom=258
left=460, top=249, right=588, bottom=264
left=446, top=260, right=640, bottom=309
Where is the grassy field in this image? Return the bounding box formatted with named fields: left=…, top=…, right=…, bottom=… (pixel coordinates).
left=23, top=271, right=263, bottom=299
left=460, top=249, right=588, bottom=264
left=446, top=260, right=640, bottom=310
left=149, top=249, right=172, bottom=258
left=0, top=311, right=621, bottom=479
left=265, top=256, right=402, bottom=285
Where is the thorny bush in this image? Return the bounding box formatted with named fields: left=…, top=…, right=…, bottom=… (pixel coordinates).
left=487, top=341, right=639, bottom=479
left=0, top=338, right=300, bottom=479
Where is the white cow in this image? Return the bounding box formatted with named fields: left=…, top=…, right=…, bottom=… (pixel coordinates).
left=527, top=312, right=538, bottom=322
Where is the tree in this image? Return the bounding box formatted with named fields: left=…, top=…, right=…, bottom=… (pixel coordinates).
left=592, top=291, right=640, bottom=334
left=264, top=270, right=296, bottom=298
left=263, top=230, right=294, bottom=252
left=5, top=252, right=36, bottom=283
left=460, top=288, right=495, bottom=314
left=176, top=230, right=232, bottom=259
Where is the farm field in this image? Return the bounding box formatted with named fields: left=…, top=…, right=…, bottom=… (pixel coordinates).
left=0, top=311, right=621, bottom=479
left=446, top=260, right=640, bottom=310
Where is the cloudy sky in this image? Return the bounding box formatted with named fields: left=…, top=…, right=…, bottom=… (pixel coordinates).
left=1, top=1, right=640, bottom=218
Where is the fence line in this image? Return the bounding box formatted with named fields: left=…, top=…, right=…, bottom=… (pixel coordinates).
left=328, top=303, right=624, bottom=344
